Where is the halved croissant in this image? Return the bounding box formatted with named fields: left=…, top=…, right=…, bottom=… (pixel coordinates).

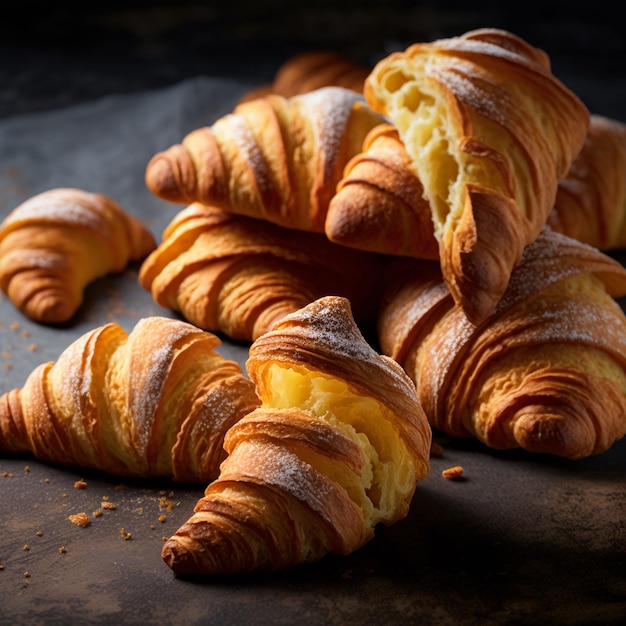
left=138, top=203, right=386, bottom=341
left=364, top=28, right=590, bottom=324
left=144, top=86, right=385, bottom=232
left=549, top=114, right=626, bottom=250
left=239, top=50, right=370, bottom=103
left=378, top=228, right=626, bottom=459
left=326, top=122, right=439, bottom=259
left=0, top=316, right=260, bottom=482
left=0, top=188, right=156, bottom=324
left=161, top=296, right=432, bottom=576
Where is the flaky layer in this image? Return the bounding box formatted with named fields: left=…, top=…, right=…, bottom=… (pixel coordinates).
left=378, top=229, right=626, bottom=459
left=364, top=28, right=590, bottom=323
left=162, top=296, right=432, bottom=575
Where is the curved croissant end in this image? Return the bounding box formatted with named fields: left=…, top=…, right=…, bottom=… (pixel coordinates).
left=0, top=188, right=156, bottom=323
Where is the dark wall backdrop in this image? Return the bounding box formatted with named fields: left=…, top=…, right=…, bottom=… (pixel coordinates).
left=1, top=1, right=622, bottom=119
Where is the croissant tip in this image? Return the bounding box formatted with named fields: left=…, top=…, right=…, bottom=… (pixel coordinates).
left=26, top=293, right=77, bottom=324
left=145, top=154, right=183, bottom=202
left=512, top=409, right=594, bottom=459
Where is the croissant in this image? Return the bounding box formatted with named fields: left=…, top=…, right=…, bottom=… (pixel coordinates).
left=0, top=188, right=156, bottom=324
left=364, top=28, right=590, bottom=324
left=548, top=114, right=626, bottom=250
left=238, top=50, right=370, bottom=103
left=326, top=122, right=439, bottom=259
left=138, top=203, right=386, bottom=341
left=378, top=228, right=626, bottom=459
left=0, top=316, right=260, bottom=482
left=161, top=296, right=432, bottom=576
left=144, top=86, right=385, bottom=232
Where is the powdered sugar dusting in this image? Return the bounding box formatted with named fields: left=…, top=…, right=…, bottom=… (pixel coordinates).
left=228, top=115, right=272, bottom=194
left=248, top=441, right=334, bottom=523
left=128, top=319, right=199, bottom=452
left=300, top=87, right=362, bottom=183
left=7, top=192, right=109, bottom=234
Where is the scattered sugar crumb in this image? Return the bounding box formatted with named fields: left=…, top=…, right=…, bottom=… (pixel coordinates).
left=74, top=479, right=88, bottom=489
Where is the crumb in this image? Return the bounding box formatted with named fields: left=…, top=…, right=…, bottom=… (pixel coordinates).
left=24, top=466, right=30, bottom=473
left=20, top=330, right=30, bottom=338
left=113, top=484, right=128, bottom=491
left=43, top=478, right=50, bottom=483
left=2, top=471, right=13, bottom=478
left=74, top=479, right=87, bottom=489
left=22, top=545, right=29, bottom=551
left=24, top=571, right=30, bottom=578
left=3, top=363, right=12, bottom=370
left=138, top=507, right=144, bottom=514
left=59, top=546, right=66, bottom=554
left=0, top=563, right=4, bottom=570
left=62, top=493, right=68, bottom=498
left=158, top=515, right=167, bottom=523
left=36, top=531, right=43, bottom=537
left=101, top=501, right=116, bottom=510
left=10, top=322, right=19, bottom=331
left=120, top=528, right=132, bottom=540
left=159, top=496, right=173, bottom=510
left=102, top=495, right=109, bottom=501
left=442, top=465, right=464, bottom=480
left=68, top=512, right=91, bottom=527
left=27, top=343, right=37, bottom=352
left=1, top=351, right=9, bottom=358
left=150, top=524, right=156, bottom=530
left=93, top=510, right=103, bottom=518
left=161, top=537, right=167, bottom=542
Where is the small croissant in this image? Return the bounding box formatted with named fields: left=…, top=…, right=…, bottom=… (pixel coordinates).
left=161, top=296, right=432, bottom=576
left=0, top=316, right=260, bottom=482
left=364, top=28, right=590, bottom=324
left=144, top=87, right=384, bottom=232
left=0, top=188, right=156, bottom=323
left=138, top=203, right=386, bottom=341
left=378, top=229, right=626, bottom=459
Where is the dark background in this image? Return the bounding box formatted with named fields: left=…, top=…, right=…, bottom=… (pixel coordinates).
left=1, top=1, right=623, bottom=120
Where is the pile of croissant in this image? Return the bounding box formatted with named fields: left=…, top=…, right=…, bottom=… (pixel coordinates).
left=2, top=28, right=626, bottom=577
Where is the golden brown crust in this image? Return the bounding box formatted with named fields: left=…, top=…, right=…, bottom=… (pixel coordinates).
left=549, top=114, right=626, bottom=250
left=0, top=188, right=156, bottom=323
left=0, top=316, right=260, bottom=482
left=364, top=28, right=590, bottom=324
left=138, top=203, right=386, bottom=341
left=378, top=229, right=626, bottom=459
left=326, top=123, right=439, bottom=259
left=144, top=87, right=385, bottom=232
left=162, top=296, right=432, bottom=576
